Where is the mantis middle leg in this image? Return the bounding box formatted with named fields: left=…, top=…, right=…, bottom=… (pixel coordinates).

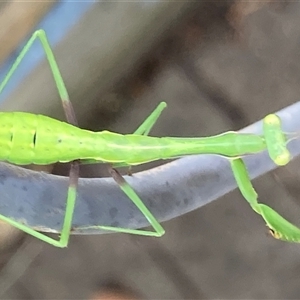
left=0, top=29, right=81, bottom=247
left=79, top=102, right=167, bottom=236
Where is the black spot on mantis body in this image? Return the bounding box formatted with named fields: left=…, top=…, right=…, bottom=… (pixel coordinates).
left=33, top=132, right=37, bottom=146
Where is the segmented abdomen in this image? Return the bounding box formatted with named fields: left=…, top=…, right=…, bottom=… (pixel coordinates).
left=0, top=112, right=95, bottom=165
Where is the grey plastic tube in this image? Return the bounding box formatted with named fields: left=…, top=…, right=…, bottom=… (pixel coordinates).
left=0, top=102, right=300, bottom=234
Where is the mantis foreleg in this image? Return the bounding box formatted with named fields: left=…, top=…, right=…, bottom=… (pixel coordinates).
left=230, top=158, right=300, bottom=242
left=229, top=113, right=300, bottom=242
left=81, top=167, right=165, bottom=237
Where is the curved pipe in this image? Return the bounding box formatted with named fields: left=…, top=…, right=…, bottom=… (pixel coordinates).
left=0, top=101, right=300, bottom=234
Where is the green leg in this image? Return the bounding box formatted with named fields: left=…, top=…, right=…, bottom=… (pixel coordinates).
left=230, top=158, right=300, bottom=242
left=0, top=29, right=79, bottom=247
left=76, top=167, right=165, bottom=237
left=73, top=170, right=163, bottom=236
left=78, top=102, right=167, bottom=236
left=0, top=30, right=77, bottom=124
left=0, top=163, right=78, bottom=247
left=132, top=101, right=167, bottom=135
left=75, top=169, right=165, bottom=236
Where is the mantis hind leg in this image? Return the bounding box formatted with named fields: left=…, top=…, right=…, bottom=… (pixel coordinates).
left=77, top=167, right=165, bottom=237
left=0, top=29, right=79, bottom=247
left=0, top=163, right=78, bottom=247
left=0, top=163, right=79, bottom=247
left=37, top=29, right=81, bottom=246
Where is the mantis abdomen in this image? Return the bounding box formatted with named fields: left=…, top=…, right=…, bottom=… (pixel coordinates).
left=0, top=112, right=266, bottom=165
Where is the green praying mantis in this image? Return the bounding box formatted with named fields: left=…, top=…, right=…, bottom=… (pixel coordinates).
left=0, top=29, right=299, bottom=248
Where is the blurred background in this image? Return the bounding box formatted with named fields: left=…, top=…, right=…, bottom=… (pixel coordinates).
left=1, top=1, right=300, bottom=299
